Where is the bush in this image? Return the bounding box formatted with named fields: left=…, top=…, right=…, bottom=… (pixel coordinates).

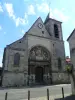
left=66, top=65, right=72, bottom=73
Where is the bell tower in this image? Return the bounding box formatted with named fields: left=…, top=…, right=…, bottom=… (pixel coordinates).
left=44, top=14, right=63, bottom=41
left=44, top=13, right=65, bottom=72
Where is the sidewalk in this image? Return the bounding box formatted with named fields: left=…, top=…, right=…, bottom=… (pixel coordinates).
left=0, top=84, right=71, bottom=100
left=0, top=84, right=71, bottom=90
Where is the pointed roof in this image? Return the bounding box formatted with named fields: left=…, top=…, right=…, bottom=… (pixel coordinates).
left=67, top=29, right=75, bottom=41
left=44, top=13, right=62, bottom=24
left=44, top=13, right=50, bottom=24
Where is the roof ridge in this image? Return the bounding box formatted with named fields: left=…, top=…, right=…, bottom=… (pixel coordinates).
left=67, top=28, right=75, bottom=41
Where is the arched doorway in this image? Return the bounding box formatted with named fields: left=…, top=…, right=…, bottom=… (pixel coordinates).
left=28, top=45, right=52, bottom=85
left=35, top=66, right=43, bottom=83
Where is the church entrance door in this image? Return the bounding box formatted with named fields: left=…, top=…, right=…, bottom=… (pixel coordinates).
left=35, top=66, right=43, bottom=83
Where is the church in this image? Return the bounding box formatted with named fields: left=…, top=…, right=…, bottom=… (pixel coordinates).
left=1, top=14, right=70, bottom=87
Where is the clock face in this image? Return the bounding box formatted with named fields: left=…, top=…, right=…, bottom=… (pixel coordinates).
left=38, top=23, right=43, bottom=29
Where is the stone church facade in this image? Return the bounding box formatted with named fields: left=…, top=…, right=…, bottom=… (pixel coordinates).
left=2, top=15, right=69, bottom=87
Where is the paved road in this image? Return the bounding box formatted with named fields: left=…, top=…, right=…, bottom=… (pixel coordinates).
left=0, top=84, right=72, bottom=100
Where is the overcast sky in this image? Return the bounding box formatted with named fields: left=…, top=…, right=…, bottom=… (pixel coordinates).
left=0, top=0, right=74, bottom=67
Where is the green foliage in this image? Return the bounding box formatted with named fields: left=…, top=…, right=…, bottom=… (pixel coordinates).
left=66, top=65, right=72, bottom=73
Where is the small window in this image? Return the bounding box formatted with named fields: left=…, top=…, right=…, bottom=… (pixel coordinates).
left=19, top=41, right=21, bottom=43
left=58, top=58, right=62, bottom=69
left=42, top=31, right=44, bottom=34
left=14, top=53, right=20, bottom=66
left=54, top=24, right=59, bottom=38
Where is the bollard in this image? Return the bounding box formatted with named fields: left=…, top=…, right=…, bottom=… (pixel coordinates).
left=28, top=90, right=30, bottom=100
left=5, top=92, right=8, bottom=100
left=62, top=87, right=64, bottom=98
left=47, top=88, right=49, bottom=100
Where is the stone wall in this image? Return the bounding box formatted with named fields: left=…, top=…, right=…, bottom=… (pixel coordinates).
left=52, top=72, right=70, bottom=84
left=2, top=71, right=28, bottom=87
left=2, top=35, right=29, bottom=87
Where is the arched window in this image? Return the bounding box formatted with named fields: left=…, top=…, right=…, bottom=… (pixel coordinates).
left=58, top=58, right=62, bottom=69
left=54, top=24, right=59, bottom=38
left=14, top=53, right=20, bottom=66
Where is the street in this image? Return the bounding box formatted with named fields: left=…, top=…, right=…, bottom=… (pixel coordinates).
left=0, top=84, right=72, bottom=100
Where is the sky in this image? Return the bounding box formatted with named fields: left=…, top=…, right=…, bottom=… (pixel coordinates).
left=0, top=0, right=75, bottom=67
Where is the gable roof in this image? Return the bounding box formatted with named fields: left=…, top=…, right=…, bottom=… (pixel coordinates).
left=26, top=17, right=51, bottom=38
left=23, top=17, right=41, bottom=37
left=27, top=17, right=41, bottom=33
left=67, top=29, right=75, bottom=41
